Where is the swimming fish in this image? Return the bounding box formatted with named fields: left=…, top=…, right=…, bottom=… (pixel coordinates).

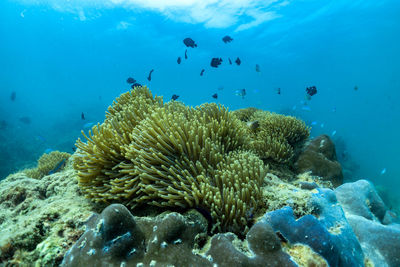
left=131, top=82, right=142, bottom=89
left=381, top=168, right=386, bottom=175
left=276, top=88, right=281, bottom=95
left=255, top=64, right=260, bottom=72
left=126, top=77, right=136, bottom=84
left=19, top=117, right=31, bottom=124
left=147, top=69, right=154, bottom=81
left=228, top=58, right=232, bottom=65
left=48, top=159, right=67, bottom=175
left=81, top=112, right=85, bottom=120
left=0, top=120, right=7, bottom=130
left=171, top=94, right=179, bottom=100
left=10, top=91, right=16, bottom=101
left=177, top=57, right=181, bottom=64
left=183, top=37, right=197, bottom=48
left=306, top=86, right=317, bottom=96
left=185, top=49, right=188, bottom=59
left=222, top=35, right=233, bottom=43
left=332, top=130, right=337, bottom=136
left=301, top=106, right=311, bottom=111
left=235, top=89, right=246, bottom=99
left=235, top=57, right=241, bottom=65
left=210, top=58, right=223, bottom=68
left=83, top=122, right=94, bottom=129
left=247, top=121, right=259, bottom=131
left=200, top=69, right=205, bottom=76
left=311, top=121, right=317, bottom=126
left=218, top=86, right=224, bottom=91
left=354, top=85, right=358, bottom=91
left=212, top=93, right=218, bottom=99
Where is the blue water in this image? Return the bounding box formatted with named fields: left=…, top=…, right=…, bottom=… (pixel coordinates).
left=0, top=0, right=399, bottom=199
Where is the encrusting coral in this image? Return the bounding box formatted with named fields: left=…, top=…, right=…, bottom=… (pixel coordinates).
left=233, top=108, right=310, bottom=163
left=74, top=87, right=307, bottom=234
left=24, top=151, right=71, bottom=179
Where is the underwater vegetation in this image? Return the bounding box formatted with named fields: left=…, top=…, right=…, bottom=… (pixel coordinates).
left=73, top=86, right=309, bottom=234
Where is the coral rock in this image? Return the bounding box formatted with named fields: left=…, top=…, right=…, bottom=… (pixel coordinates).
left=294, top=134, right=343, bottom=186
left=335, top=180, right=400, bottom=267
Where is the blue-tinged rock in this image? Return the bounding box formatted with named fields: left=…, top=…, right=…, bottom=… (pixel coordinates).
left=263, top=188, right=364, bottom=267
left=335, top=180, right=400, bottom=267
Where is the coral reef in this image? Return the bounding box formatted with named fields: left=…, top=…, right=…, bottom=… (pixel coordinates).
left=74, top=87, right=269, bottom=233
left=233, top=108, right=310, bottom=163
left=0, top=166, right=96, bottom=266
left=294, top=134, right=343, bottom=187
left=23, top=151, right=71, bottom=179
left=335, top=180, right=400, bottom=267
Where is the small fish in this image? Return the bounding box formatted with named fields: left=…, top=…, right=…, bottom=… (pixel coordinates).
left=126, top=77, right=136, bottom=84
left=147, top=69, right=154, bottom=81
left=332, top=107, right=337, bottom=112
left=185, top=49, right=188, bottom=59
left=131, top=82, right=142, bottom=89
left=311, top=121, right=317, bottom=126
left=301, top=106, right=311, bottom=111
left=81, top=112, right=85, bottom=120
left=218, top=86, right=224, bottom=91
left=72, top=146, right=77, bottom=152
left=228, top=58, right=232, bottom=65
left=247, top=121, right=259, bottom=130
left=255, top=64, right=260, bottom=72
left=276, top=88, right=281, bottom=95
left=354, top=85, right=358, bottom=91
left=332, top=130, right=337, bottom=136
left=381, top=168, right=386, bottom=175
left=183, top=37, right=197, bottom=48
left=48, top=159, right=67, bottom=175
left=292, top=105, right=297, bottom=110
left=200, top=69, right=205, bottom=76
left=36, top=135, right=46, bottom=142
left=306, top=86, right=317, bottom=96
left=44, top=148, right=54, bottom=154
left=10, top=91, right=16, bottom=101
left=212, top=93, right=218, bottom=99
left=222, top=35, right=233, bottom=43
left=19, top=117, right=31, bottom=124
left=177, top=57, right=181, bottom=64
left=0, top=120, right=7, bottom=130
left=171, top=94, right=179, bottom=100
left=320, top=123, right=324, bottom=128
left=210, top=58, right=223, bottom=68
left=83, top=122, right=94, bottom=129
left=235, top=57, right=241, bottom=65
left=235, top=89, right=246, bottom=99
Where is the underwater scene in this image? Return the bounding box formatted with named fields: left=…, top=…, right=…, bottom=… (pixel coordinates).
left=1, top=0, right=399, bottom=266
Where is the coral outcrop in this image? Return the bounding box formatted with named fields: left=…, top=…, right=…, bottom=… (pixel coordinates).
left=23, top=151, right=71, bottom=179
left=0, top=166, right=95, bottom=266
left=294, top=134, right=343, bottom=187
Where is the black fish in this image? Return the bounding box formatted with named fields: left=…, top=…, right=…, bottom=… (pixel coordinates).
left=131, top=82, right=142, bottom=89
left=171, top=94, right=179, bottom=100
left=212, top=93, right=218, bottom=99
left=222, top=35, right=233, bottom=43
left=19, top=117, right=31, bottom=124
left=183, top=37, right=197, bottom=48
left=10, top=91, right=16, bottom=101
left=255, top=64, right=260, bottom=72
left=200, top=69, right=205, bottom=76
left=235, top=89, right=246, bottom=99
left=276, top=88, right=281, bottom=95
left=126, top=77, right=136, bottom=84
left=354, top=85, right=358, bottom=91
left=177, top=57, right=181, bottom=64
left=210, top=58, right=223, bottom=68
left=72, top=146, right=77, bottom=152
left=147, top=69, right=154, bottom=81
left=306, top=86, right=317, bottom=96
left=185, top=49, right=188, bottom=59
left=228, top=58, right=232, bottom=65
left=81, top=112, right=85, bottom=120
left=235, top=57, right=241, bottom=65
